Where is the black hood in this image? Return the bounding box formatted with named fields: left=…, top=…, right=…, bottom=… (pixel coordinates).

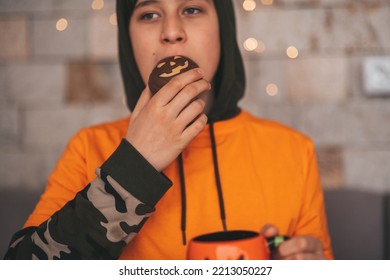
left=116, top=0, right=246, bottom=121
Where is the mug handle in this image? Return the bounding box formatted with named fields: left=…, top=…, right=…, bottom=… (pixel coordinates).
left=266, top=235, right=290, bottom=251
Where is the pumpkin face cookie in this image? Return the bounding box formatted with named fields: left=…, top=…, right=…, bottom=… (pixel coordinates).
left=148, top=55, right=199, bottom=95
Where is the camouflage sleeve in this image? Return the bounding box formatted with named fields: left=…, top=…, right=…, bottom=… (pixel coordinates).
left=4, top=139, right=172, bottom=259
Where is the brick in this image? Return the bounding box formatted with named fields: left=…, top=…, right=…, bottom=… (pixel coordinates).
left=23, top=105, right=88, bottom=151
left=66, top=60, right=124, bottom=104
left=109, top=63, right=126, bottom=100
left=295, top=101, right=390, bottom=145
left=240, top=59, right=300, bottom=126
left=66, top=61, right=110, bottom=103
left=241, top=102, right=298, bottom=129
left=0, top=103, right=19, bottom=147
left=0, top=151, right=58, bottom=191
left=236, top=7, right=323, bottom=54
left=23, top=103, right=128, bottom=151
left=345, top=148, right=390, bottom=192
left=243, top=58, right=287, bottom=104
left=320, top=4, right=390, bottom=52
left=348, top=101, right=390, bottom=143
left=52, top=0, right=91, bottom=11
left=0, top=18, right=28, bottom=59
left=294, top=103, right=350, bottom=145
left=286, top=57, right=348, bottom=102
left=0, top=64, right=5, bottom=96
left=258, top=0, right=385, bottom=8
left=89, top=13, right=117, bottom=59
left=366, top=4, right=390, bottom=49
left=316, top=146, right=344, bottom=189
left=277, top=0, right=321, bottom=5
left=102, top=0, right=116, bottom=11
left=0, top=150, right=52, bottom=190
left=349, top=56, right=366, bottom=100
left=52, top=0, right=116, bottom=12
left=32, top=17, right=87, bottom=58
left=235, top=2, right=390, bottom=57
left=0, top=0, right=53, bottom=13
left=6, top=62, right=65, bottom=106
left=85, top=103, right=129, bottom=126
left=277, top=0, right=350, bottom=6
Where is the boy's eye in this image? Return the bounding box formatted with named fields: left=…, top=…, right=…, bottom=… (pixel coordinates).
left=184, top=7, right=201, bottom=15
left=140, top=12, right=159, bottom=20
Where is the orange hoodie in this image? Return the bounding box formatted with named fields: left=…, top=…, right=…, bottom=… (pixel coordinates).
left=18, top=111, right=332, bottom=259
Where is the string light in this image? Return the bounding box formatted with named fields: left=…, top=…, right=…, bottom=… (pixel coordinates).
left=255, top=40, right=266, bottom=53
left=261, top=0, right=274, bottom=5
left=244, top=38, right=258, bottom=52
left=91, top=0, right=105, bottom=10
left=109, top=13, right=117, bottom=26
left=266, top=83, right=279, bottom=96
left=287, top=46, right=299, bottom=59
left=56, top=18, right=68, bottom=31
left=243, top=38, right=266, bottom=53
left=243, top=0, right=256, bottom=11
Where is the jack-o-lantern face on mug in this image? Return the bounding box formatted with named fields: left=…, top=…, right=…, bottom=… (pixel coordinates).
left=148, top=56, right=198, bottom=95
left=204, top=245, right=248, bottom=260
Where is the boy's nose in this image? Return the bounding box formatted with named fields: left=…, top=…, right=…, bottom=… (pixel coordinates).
left=160, top=17, right=186, bottom=44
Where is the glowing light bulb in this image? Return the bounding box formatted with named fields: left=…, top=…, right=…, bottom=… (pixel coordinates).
left=261, top=0, right=274, bottom=5
left=243, top=0, right=256, bottom=11
left=266, top=83, right=279, bottom=96
left=255, top=40, right=266, bottom=53
left=109, top=13, right=117, bottom=26
left=244, top=38, right=258, bottom=52
left=92, top=0, right=104, bottom=10
left=287, top=46, right=299, bottom=59
left=56, top=18, right=68, bottom=31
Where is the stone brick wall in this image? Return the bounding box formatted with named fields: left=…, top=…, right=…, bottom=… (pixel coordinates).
left=236, top=0, right=390, bottom=192
left=1, top=0, right=389, bottom=193
left=0, top=0, right=128, bottom=190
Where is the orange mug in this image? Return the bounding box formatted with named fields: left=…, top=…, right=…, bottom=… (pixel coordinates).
left=186, top=230, right=289, bottom=260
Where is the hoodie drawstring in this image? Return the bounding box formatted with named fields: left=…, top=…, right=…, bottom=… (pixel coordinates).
left=209, top=120, right=228, bottom=232
left=178, top=153, right=187, bottom=245
left=178, top=120, right=228, bottom=246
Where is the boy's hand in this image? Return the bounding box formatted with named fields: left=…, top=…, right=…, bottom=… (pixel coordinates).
left=125, top=68, right=210, bottom=172
left=261, top=224, right=327, bottom=260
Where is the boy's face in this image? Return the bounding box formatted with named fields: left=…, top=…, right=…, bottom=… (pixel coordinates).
left=130, top=0, right=220, bottom=86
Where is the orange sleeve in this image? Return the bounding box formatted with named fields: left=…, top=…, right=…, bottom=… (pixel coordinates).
left=294, top=140, right=334, bottom=259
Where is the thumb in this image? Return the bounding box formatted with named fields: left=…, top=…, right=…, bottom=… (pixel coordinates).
left=131, top=87, right=152, bottom=120
left=260, top=224, right=279, bottom=237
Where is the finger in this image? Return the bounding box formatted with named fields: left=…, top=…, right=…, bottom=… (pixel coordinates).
left=154, top=68, right=205, bottom=106
left=283, top=253, right=326, bottom=260
left=169, top=79, right=211, bottom=117
left=181, top=113, right=208, bottom=143
left=131, top=87, right=152, bottom=120
left=277, top=236, right=323, bottom=258
left=176, top=98, right=206, bottom=131
left=260, top=224, right=279, bottom=237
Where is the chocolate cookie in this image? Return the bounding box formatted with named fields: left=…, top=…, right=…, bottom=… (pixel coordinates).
left=148, top=55, right=199, bottom=95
